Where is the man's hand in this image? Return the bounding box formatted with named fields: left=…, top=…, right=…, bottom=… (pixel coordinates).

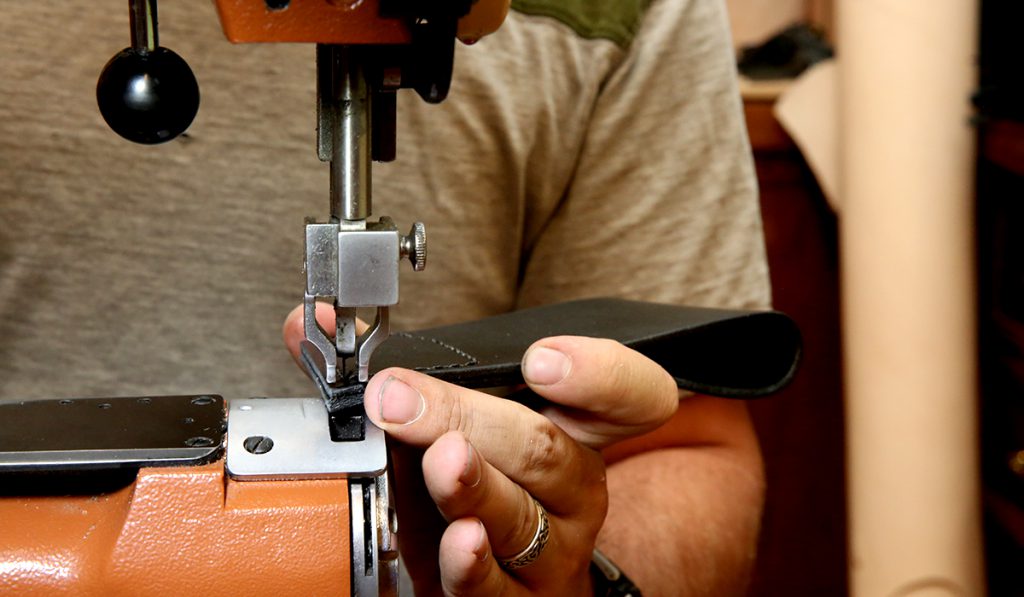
left=283, top=306, right=680, bottom=596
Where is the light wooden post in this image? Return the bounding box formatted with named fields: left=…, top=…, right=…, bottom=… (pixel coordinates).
left=838, top=1, right=984, bottom=595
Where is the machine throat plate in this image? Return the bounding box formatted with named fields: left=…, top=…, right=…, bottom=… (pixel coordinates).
left=226, top=397, right=386, bottom=481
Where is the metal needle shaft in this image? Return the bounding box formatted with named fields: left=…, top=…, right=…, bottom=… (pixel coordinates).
left=328, top=46, right=372, bottom=223
left=129, top=0, right=158, bottom=53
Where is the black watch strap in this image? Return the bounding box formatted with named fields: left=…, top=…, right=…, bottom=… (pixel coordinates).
left=372, top=298, right=800, bottom=396
left=591, top=548, right=642, bottom=597
left=307, top=298, right=802, bottom=413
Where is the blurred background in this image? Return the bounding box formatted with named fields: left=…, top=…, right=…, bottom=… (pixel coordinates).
left=723, top=0, right=1022, bottom=594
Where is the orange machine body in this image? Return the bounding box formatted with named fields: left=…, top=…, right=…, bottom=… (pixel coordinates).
left=212, top=0, right=510, bottom=44
left=0, top=462, right=351, bottom=596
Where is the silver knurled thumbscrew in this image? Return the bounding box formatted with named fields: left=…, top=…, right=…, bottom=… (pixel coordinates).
left=400, top=222, right=427, bottom=271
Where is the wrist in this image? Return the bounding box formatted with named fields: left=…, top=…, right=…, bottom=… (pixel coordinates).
left=590, top=548, right=642, bottom=597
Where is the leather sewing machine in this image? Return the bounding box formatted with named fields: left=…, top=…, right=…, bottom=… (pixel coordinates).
left=0, top=2, right=801, bottom=595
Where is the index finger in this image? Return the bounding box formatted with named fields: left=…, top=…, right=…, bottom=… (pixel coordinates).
left=281, top=303, right=368, bottom=367
left=362, top=369, right=606, bottom=516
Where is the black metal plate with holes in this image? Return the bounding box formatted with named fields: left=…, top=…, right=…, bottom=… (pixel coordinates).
left=0, top=395, right=226, bottom=473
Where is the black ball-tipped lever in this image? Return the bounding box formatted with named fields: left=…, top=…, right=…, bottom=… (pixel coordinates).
left=96, top=0, right=199, bottom=144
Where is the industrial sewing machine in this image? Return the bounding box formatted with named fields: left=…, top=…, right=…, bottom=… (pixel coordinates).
left=1, top=2, right=507, bottom=594
left=0, top=2, right=802, bottom=595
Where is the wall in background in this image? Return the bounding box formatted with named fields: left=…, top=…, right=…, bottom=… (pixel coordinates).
left=725, top=0, right=833, bottom=48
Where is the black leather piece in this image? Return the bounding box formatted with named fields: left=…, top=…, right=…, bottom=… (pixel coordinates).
left=369, top=298, right=801, bottom=399
left=300, top=344, right=366, bottom=413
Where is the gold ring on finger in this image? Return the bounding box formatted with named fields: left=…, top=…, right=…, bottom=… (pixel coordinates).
left=497, top=498, right=550, bottom=571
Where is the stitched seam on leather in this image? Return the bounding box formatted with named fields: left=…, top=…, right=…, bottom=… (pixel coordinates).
left=394, top=333, right=479, bottom=370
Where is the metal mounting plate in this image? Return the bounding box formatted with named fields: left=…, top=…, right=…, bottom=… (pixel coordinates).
left=226, top=397, right=386, bottom=481
left=0, top=395, right=225, bottom=472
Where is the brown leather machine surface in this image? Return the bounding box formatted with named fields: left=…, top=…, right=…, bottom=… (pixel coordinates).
left=0, top=462, right=351, bottom=596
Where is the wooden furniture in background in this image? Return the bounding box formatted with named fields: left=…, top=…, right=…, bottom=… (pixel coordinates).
left=977, top=117, right=1024, bottom=595
left=744, top=91, right=848, bottom=597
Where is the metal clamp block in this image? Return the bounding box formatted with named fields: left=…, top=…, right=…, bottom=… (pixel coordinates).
left=336, top=222, right=400, bottom=307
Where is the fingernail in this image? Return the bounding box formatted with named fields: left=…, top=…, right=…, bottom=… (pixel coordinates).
left=379, top=376, right=425, bottom=425
left=460, top=442, right=482, bottom=488
left=473, top=520, right=489, bottom=561
left=523, top=346, right=572, bottom=385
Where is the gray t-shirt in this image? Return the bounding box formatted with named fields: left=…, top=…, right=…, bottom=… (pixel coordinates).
left=0, top=0, right=768, bottom=402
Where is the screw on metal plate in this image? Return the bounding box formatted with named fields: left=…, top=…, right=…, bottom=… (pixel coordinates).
left=185, top=436, right=215, bottom=447
left=98, top=403, right=112, bottom=409
left=191, top=396, right=215, bottom=406
left=243, top=436, right=275, bottom=455
left=59, top=400, right=73, bottom=406
left=138, top=397, right=152, bottom=405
